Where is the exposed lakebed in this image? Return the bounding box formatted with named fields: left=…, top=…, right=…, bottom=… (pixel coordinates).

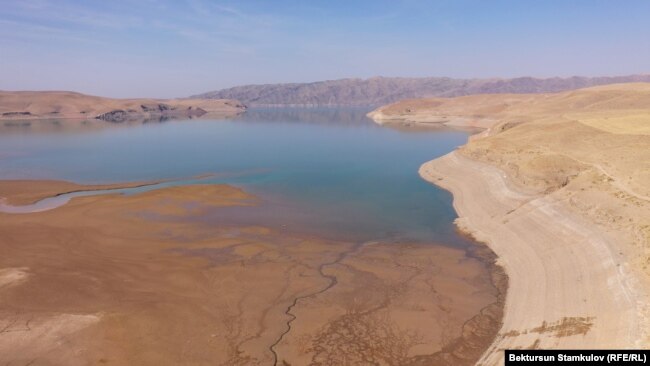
left=0, top=108, right=502, bottom=365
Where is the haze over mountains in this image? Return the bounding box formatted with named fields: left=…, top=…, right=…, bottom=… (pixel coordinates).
left=192, top=74, right=650, bottom=106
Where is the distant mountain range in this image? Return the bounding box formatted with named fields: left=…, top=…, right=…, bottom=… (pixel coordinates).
left=192, top=74, right=650, bottom=106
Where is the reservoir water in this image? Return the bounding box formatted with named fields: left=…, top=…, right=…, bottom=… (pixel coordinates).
left=0, top=108, right=473, bottom=246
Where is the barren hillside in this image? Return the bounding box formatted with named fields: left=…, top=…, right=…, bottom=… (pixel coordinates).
left=0, top=91, right=246, bottom=121
left=370, top=82, right=650, bottom=363
left=193, top=74, right=650, bottom=106
left=371, top=82, right=650, bottom=268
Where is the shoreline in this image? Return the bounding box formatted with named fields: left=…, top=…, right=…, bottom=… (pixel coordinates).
left=420, top=151, right=645, bottom=364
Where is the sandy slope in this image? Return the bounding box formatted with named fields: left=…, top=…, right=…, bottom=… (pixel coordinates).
left=421, top=153, right=645, bottom=365
left=0, top=90, right=246, bottom=120
left=370, top=82, right=650, bottom=364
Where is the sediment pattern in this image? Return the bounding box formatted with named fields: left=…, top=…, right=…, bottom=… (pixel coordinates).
left=0, top=182, right=501, bottom=365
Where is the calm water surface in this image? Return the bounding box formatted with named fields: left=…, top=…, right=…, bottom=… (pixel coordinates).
left=0, top=108, right=473, bottom=246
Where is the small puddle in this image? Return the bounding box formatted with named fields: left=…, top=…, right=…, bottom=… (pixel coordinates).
left=0, top=180, right=209, bottom=214
left=0, top=195, right=75, bottom=213
left=0, top=186, right=165, bottom=214
left=0, top=170, right=273, bottom=215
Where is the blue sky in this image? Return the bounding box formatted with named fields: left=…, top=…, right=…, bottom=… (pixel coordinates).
left=1, top=0, right=649, bottom=98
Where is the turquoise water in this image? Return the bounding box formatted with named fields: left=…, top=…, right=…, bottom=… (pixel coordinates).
left=0, top=108, right=473, bottom=246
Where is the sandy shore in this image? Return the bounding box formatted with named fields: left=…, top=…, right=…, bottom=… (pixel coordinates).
left=420, top=151, right=646, bottom=364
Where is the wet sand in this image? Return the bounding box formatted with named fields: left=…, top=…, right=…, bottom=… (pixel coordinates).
left=0, top=181, right=503, bottom=365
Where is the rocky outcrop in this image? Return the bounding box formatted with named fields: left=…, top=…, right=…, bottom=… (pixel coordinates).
left=140, top=103, right=172, bottom=112
left=96, top=110, right=129, bottom=122
left=2, top=111, right=32, bottom=117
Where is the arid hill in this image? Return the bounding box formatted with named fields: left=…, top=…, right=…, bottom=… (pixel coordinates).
left=370, top=83, right=650, bottom=362
left=370, top=82, right=650, bottom=200
left=0, top=91, right=246, bottom=122
left=192, top=74, right=650, bottom=106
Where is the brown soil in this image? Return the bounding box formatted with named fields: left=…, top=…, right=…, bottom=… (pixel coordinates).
left=0, top=182, right=503, bottom=366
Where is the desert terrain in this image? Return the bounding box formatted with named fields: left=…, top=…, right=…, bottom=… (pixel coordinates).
left=0, top=181, right=502, bottom=365
left=0, top=91, right=246, bottom=122
left=369, top=82, right=650, bottom=364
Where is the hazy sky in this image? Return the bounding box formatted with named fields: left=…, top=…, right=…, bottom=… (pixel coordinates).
left=1, top=0, right=649, bottom=98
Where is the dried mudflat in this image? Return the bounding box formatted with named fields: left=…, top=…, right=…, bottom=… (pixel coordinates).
left=0, top=182, right=502, bottom=366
